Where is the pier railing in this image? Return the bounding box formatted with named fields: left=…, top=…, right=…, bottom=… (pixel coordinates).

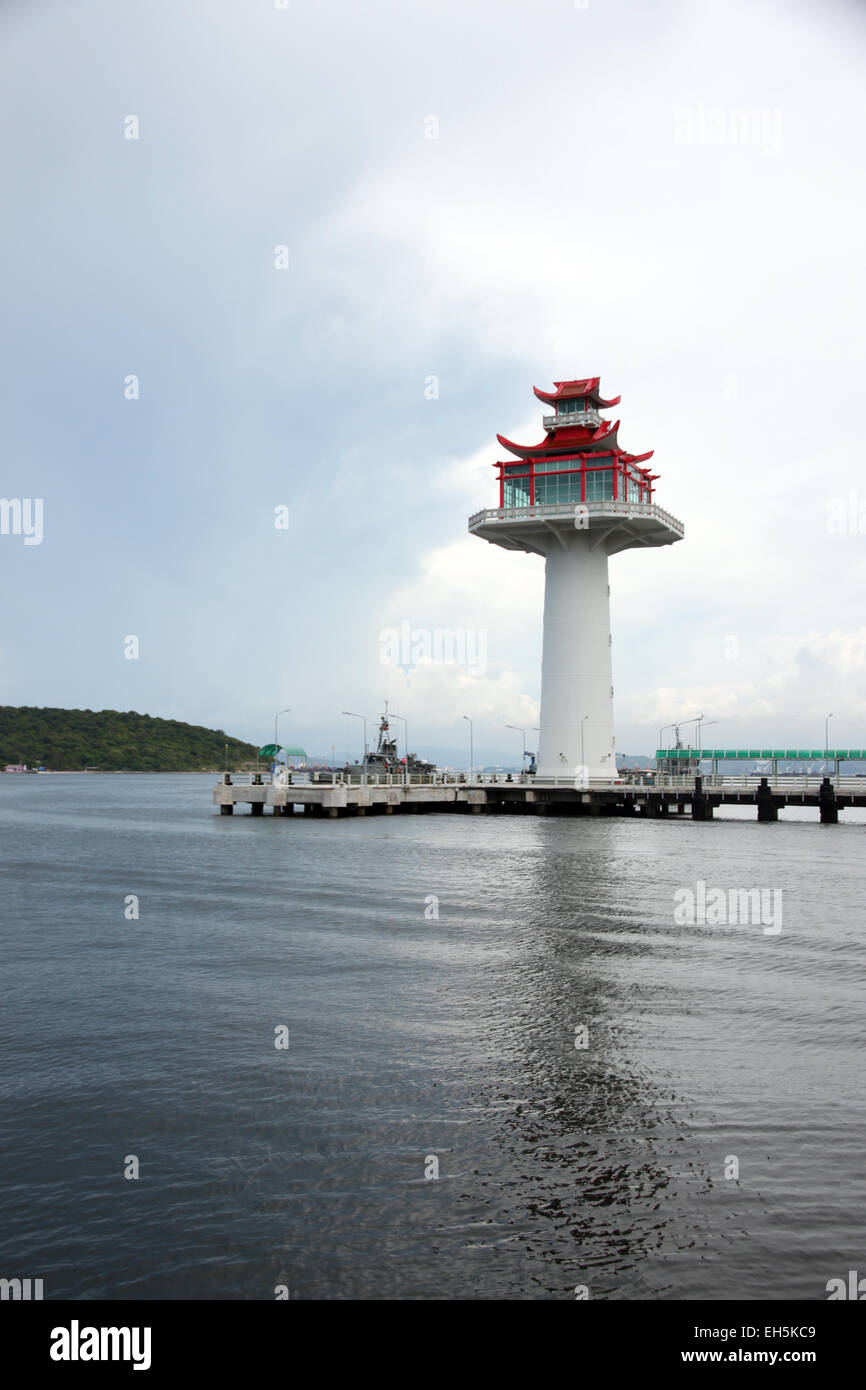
left=223, top=770, right=539, bottom=788
left=221, top=771, right=863, bottom=793
left=651, top=773, right=861, bottom=793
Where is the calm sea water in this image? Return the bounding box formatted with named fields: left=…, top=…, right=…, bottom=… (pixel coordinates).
left=1, top=774, right=864, bottom=1301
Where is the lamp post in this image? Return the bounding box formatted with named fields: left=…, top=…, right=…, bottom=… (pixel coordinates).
left=342, top=711, right=367, bottom=786
left=391, top=711, right=408, bottom=786
left=825, top=712, right=834, bottom=771
left=505, top=724, right=526, bottom=772
left=274, top=707, right=291, bottom=769
left=463, top=715, right=473, bottom=782
left=695, top=716, right=718, bottom=760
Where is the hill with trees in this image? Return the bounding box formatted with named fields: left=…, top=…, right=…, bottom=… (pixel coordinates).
left=0, top=707, right=259, bottom=772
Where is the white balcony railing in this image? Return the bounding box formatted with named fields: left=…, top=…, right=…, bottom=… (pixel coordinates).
left=543, top=409, right=601, bottom=430
left=468, top=499, right=685, bottom=536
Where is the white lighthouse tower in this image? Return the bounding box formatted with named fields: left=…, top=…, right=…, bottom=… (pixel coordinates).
left=469, top=378, right=684, bottom=781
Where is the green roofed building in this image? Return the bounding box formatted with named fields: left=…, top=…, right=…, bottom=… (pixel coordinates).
left=655, top=747, right=866, bottom=771
left=259, top=743, right=307, bottom=761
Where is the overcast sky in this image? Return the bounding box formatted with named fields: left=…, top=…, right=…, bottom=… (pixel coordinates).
left=2, top=0, right=865, bottom=761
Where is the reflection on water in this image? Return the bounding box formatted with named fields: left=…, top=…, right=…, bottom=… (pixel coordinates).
left=0, top=776, right=864, bottom=1299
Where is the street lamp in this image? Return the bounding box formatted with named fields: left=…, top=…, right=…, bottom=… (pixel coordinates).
left=274, top=707, right=291, bottom=768
left=463, top=715, right=473, bottom=782
left=390, top=711, right=409, bottom=786
left=825, top=712, right=834, bottom=770
left=342, top=711, right=367, bottom=785
left=580, top=714, right=589, bottom=782
left=695, top=716, right=718, bottom=759
left=505, top=724, right=526, bottom=771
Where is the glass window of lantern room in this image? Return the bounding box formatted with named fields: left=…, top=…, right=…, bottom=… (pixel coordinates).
left=564, top=471, right=583, bottom=503
left=503, top=469, right=530, bottom=507
left=535, top=470, right=582, bottom=505
left=585, top=469, right=613, bottom=501
left=533, top=472, right=552, bottom=505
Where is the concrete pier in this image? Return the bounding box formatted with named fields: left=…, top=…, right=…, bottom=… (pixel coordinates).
left=212, top=772, right=866, bottom=823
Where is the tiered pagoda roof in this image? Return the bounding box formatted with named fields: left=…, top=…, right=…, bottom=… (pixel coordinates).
left=496, top=379, right=654, bottom=468
left=532, top=377, right=621, bottom=409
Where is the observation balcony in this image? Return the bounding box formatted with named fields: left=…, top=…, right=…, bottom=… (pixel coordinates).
left=468, top=498, right=685, bottom=556
left=542, top=408, right=601, bottom=430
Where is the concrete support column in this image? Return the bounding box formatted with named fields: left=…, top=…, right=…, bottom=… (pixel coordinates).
left=819, top=777, right=839, bottom=824
left=756, top=777, right=779, bottom=822
left=220, top=803, right=233, bottom=815
left=250, top=801, right=264, bottom=816
left=691, top=777, right=713, bottom=821
left=537, top=536, right=614, bottom=780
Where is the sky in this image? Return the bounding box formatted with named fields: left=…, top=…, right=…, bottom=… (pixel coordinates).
left=2, top=0, right=865, bottom=764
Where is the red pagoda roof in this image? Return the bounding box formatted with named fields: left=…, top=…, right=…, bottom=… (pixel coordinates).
left=533, top=378, right=621, bottom=409
left=497, top=418, right=621, bottom=459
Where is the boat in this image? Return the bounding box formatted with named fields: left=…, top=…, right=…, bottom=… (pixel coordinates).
left=343, top=704, right=437, bottom=778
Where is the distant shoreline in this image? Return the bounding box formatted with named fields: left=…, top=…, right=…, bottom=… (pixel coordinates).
left=2, top=769, right=225, bottom=776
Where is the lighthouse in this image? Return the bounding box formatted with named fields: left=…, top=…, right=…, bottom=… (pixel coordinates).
left=469, top=378, right=684, bottom=781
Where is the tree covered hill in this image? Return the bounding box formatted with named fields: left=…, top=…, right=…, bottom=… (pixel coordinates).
left=0, top=707, right=259, bottom=772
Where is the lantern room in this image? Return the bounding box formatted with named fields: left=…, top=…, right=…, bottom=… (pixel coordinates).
left=495, top=376, right=658, bottom=510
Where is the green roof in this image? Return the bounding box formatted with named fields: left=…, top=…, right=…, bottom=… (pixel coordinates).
left=655, top=748, right=863, bottom=760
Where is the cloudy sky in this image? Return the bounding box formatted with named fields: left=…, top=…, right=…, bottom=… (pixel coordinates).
left=2, top=0, right=865, bottom=762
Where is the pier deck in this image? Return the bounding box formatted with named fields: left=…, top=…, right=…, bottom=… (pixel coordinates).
left=213, top=773, right=866, bottom=823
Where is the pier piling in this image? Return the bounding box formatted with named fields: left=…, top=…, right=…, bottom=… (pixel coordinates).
left=819, top=777, right=839, bottom=824
left=756, top=777, right=779, bottom=822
